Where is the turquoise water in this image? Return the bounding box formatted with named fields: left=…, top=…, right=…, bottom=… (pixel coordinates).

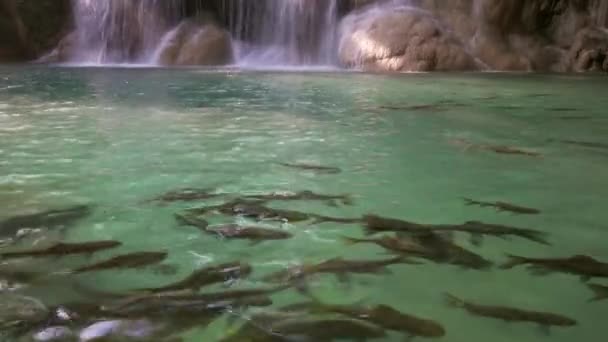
left=1, top=66, right=607, bottom=341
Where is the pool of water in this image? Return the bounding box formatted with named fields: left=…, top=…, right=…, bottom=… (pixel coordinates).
left=1, top=66, right=607, bottom=341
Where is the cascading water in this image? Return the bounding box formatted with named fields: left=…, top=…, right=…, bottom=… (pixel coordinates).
left=66, top=0, right=340, bottom=66
left=220, top=0, right=339, bottom=66
left=70, top=0, right=183, bottom=64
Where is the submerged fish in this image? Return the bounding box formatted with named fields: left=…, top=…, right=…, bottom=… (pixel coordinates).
left=363, top=214, right=434, bottom=235
left=71, top=251, right=168, bottom=274
left=558, top=139, right=608, bottom=150
left=0, top=205, right=91, bottom=237
left=587, top=283, right=608, bottom=302
left=463, top=198, right=541, bottom=215
left=288, top=301, right=445, bottom=339
left=436, top=221, right=550, bottom=246
left=150, top=187, right=222, bottom=203
left=278, top=162, right=341, bottom=174
left=342, top=235, right=433, bottom=256
left=501, top=254, right=608, bottom=281
left=204, top=224, right=292, bottom=244
left=271, top=318, right=386, bottom=341
left=138, top=262, right=252, bottom=293
left=444, top=293, right=577, bottom=328
left=450, top=139, right=541, bottom=157
left=409, top=231, right=493, bottom=270
left=0, top=240, right=122, bottom=260
left=189, top=199, right=357, bottom=224
left=243, top=190, right=354, bottom=206
left=263, top=256, right=412, bottom=284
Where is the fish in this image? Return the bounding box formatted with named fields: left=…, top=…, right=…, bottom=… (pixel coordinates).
left=444, top=293, right=577, bottom=329
left=185, top=199, right=358, bottom=224
left=408, top=231, right=493, bottom=270
left=0, top=240, right=122, bottom=259
left=149, top=187, right=222, bottom=203
left=0, top=205, right=91, bottom=238
left=71, top=251, right=168, bottom=274
left=450, top=139, right=541, bottom=157
left=243, top=190, right=354, bottom=206
left=278, top=162, right=341, bottom=174
left=138, top=262, right=252, bottom=293
left=263, top=256, right=414, bottom=284
left=587, top=283, right=608, bottom=302
left=362, top=214, right=435, bottom=235
left=342, top=235, right=433, bottom=256
left=558, top=139, right=608, bottom=150
left=288, top=301, right=445, bottom=339
left=501, top=254, right=608, bottom=281
left=203, top=224, right=292, bottom=244
left=436, top=221, right=550, bottom=246
left=110, top=287, right=286, bottom=316
left=462, top=197, right=541, bottom=215
left=364, top=214, right=548, bottom=246
left=270, top=318, right=386, bottom=341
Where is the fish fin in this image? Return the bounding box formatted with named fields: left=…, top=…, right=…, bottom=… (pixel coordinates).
left=469, top=233, right=483, bottom=247
left=528, top=265, right=552, bottom=276
left=443, top=293, right=466, bottom=308
left=499, top=254, right=528, bottom=269
left=537, top=324, right=551, bottom=336
left=248, top=240, right=263, bottom=246
left=341, top=236, right=361, bottom=246
left=587, top=283, right=608, bottom=302
left=580, top=275, right=591, bottom=283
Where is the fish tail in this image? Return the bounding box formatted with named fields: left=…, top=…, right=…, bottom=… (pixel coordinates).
left=587, top=284, right=608, bottom=302
left=522, top=231, right=551, bottom=246
left=500, top=254, right=529, bottom=269
left=443, top=293, right=466, bottom=308
left=341, top=236, right=364, bottom=245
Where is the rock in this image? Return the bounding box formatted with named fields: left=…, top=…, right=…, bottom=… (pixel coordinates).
left=569, top=27, right=608, bottom=72
left=338, top=5, right=478, bottom=71
left=0, top=293, right=49, bottom=328
left=0, top=0, right=71, bottom=62
left=32, top=326, right=75, bottom=341
left=156, top=18, right=233, bottom=66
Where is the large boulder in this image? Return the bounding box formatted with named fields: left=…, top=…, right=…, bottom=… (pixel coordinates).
left=338, top=6, right=478, bottom=71
left=569, top=27, right=608, bottom=71
left=156, top=19, right=233, bottom=66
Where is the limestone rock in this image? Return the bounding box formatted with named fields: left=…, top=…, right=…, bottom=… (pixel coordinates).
left=338, top=6, right=478, bottom=71
left=156, top=19, right=233, bottom=66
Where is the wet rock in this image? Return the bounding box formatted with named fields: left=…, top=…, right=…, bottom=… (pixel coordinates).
left=0, top=293, right=49, bottom=328
left=338, top=6, right=479, bottom=71
left=32, top=326, right=75, bottom=341
left=157, top=17, right=233, bottom=66
left=0, top=0, right=72, bottom=62
left=569, top=27, right=608, bottom=72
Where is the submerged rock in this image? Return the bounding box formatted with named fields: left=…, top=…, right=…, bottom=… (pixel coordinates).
left=0, top=293, right=49, bottom=328
left=338, top=5, right=479, bottom=71
left=156, top=18, right=233, bottom=66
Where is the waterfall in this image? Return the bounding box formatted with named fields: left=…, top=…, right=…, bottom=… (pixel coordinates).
left=221, top=0, right=339, bottom=66
left=67, top=0, right=339, bottom=66
left=70, top=0, right=183, bottom=63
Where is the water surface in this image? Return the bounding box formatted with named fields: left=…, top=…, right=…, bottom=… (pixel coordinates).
left=1, top=66, right=607, bottom=341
